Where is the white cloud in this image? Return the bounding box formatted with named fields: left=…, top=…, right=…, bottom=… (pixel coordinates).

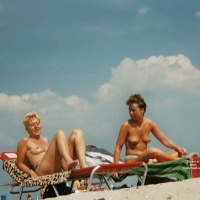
left=94, top=83, right=113, bottom=102
left=138, top=7, right=150, bottom=16
left=95, top=55, right=200, bottom=103
left=65, top=95, right=85, bottom=105
left=0, top=55, right=200, bottom=156
left=61, top=96, right=93, bottom=127
left=0, top=89, right=61, bottom=114
left=1, top=55, right=199, bottom=120
left=195, top=10, right=200, bottom=17
left=0, top=93, right=31, bottom=112
left=0, top=90, right=93, bottom=135
left=0, top=89, right=92, bottom=115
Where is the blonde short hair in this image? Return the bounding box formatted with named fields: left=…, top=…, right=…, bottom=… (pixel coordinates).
left=23, top=111, right=40, bottom=128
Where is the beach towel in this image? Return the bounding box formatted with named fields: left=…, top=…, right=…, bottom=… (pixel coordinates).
left=3, top=160, right=71, bottom=187
left=114, top=159, right=192, bottom=183
left=130, top=159, right=192, bottom=181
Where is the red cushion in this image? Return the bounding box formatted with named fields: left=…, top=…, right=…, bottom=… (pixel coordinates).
left=0, top=152, right=17, bottom=161
left=191, top=157, right=200, bottom=178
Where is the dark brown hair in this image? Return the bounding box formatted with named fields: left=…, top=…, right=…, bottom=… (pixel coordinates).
left=126, top=94, right=147, bottom=113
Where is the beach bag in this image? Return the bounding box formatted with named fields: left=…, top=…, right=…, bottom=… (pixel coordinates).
left=43, top=183, right=73, bottom=199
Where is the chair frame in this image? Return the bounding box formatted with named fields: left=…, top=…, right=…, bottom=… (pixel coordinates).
left=0, top=151, right=148, bottom=199
left=69, top=162, right=148, bottom=191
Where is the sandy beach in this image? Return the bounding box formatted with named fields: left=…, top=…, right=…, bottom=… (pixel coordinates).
left=46, top=177, right=200, bottom=200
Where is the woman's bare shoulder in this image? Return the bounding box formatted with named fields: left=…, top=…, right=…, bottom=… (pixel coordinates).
left=143, top=117, right=153, bottom=123
left=121, top=120, right=131, bottom=127
left=17, top=137, right=30, bottom=151
left=120, top=120, right=133, bottom=132
left=18, top=136, right=29, bottom=144
left=144, top=118, right=157, bottom=127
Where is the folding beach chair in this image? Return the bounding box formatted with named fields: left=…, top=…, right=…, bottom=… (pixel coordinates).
left=0, top=151, right=148, bottom=199
left=69, top=162, right=148, bottom=191
left=0, top=152, right=71, bottom=200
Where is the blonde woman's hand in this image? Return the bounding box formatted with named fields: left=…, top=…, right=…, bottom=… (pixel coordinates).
left=30, top=170, right=38, bottom=178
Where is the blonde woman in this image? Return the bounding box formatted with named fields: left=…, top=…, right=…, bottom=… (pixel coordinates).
left=17, top=111, right=87, bottom=177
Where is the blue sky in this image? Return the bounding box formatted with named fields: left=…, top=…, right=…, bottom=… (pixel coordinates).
left=0, top=1, right=200, bottom=199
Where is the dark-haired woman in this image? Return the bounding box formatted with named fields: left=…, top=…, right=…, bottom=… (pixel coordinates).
left=113, top=94, right=197, bottom=179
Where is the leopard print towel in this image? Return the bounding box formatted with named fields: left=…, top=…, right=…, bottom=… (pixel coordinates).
left=3, top=160, right=71, bottom=187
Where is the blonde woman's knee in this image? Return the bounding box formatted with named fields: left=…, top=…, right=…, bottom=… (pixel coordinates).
left=55, top=130, right=66, bottom=137
left=71, top=129, right=84, bottom=137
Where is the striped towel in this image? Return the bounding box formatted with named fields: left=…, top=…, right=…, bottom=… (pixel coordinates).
left=114, top=159, right=192, bottom=183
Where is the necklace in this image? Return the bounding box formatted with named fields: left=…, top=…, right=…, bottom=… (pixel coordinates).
left=134, top=121, right=145, bottom=130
